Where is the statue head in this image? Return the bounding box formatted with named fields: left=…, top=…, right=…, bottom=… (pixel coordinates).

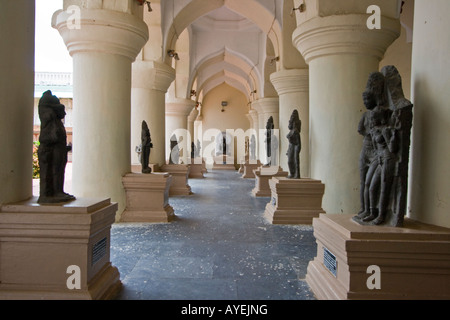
left=39, top=90, right=66, bottom=120
left=288, top=109, right=301, bottom=131
left=363, top=72, right=386, bottom=110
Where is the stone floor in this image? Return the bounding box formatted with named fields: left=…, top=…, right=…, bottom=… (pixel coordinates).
left=110, top=169, right=317, bottom=300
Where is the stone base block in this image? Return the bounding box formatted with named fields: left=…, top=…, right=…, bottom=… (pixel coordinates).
left=306, top=213, right=450, bottom=300
left=264, top=177, right=325, bottom=224
left=161, top=164, right=192, bottom=196
left=252, top=166, right=287, bottom=196
left=121, top=172, right=174, bottom=223
left=189, top=159, right=205, bottom=178
left=212, top=155, right=236, bottom=170
left=0, top=198, right=121, bottom=300
left=242, top=160, right=262, bottom=178
left=131, top=163, right=160, bottom=174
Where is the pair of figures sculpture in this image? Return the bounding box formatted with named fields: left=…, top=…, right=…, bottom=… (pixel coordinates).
left=353, top=65, right=413, bottom=227
left=37, top=90, right=75, bottom=204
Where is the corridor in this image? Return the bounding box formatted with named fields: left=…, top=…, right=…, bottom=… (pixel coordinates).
left=110, top=169, right=317, bottom=300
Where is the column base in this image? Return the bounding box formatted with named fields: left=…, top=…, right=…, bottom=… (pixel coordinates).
left=0, top=197, right=121, bottom=300
left=251, top=166, right=287, bottom=196
left=121, top=172, right=174, bottom=223
left=264, top=177, right=325, bottom=224
left=306, top=214, right=450, bottom=300
left=161, top=164, right=193, bottom=196
left=189, top=158, right=205, bottom=178
left=242, top=160, right=262, bottom=178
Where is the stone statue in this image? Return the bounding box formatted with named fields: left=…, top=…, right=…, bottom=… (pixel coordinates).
left=169, top=134, right=179, bottom=164
left=353, top=66, right=413, bottom=227
left=264, top=116, right=274, bottom=166
left=250, top=134, right=256, bottom=160
left=286, top=109, right=301, bottom=179
left=37, top=90, right=75, bottom=204
left=195, top=139, right=201, bottom=158
left=140, top=120, right=153, bottom=173
left=191, top=141, right=195, bottom=159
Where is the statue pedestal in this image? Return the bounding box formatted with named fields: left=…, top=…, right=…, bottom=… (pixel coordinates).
left=241, top=160, right=262, bottom=178
left=0, top=198, right=121, bottom=300
left=161, top=164, right=192, bottom=196
left=306, top=213, right=450, bottom=300
left=189, top=158, right=205, bottom=178
left=121, top=172, right=174, bottom=223
left=212, top=155, right=236, bottom=170
left=264, top=177, right=325, bottom=224
left=251, top=166, right=287, bottom=196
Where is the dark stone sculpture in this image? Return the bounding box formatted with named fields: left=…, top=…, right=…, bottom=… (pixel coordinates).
left=37, top=90, right=75, bottom=204
left=353, top=66, right=413, bottom=227
left=140, top=120, right=153, bottom=173
left=169, top=134, right=179, bottom=164
left=195, top=139, right=201, bottom=158
left=250, top=134, right=256, bottom=160
left=286, top=109, right=301, bottom=179
left=264, top=116, right=274, bottom=166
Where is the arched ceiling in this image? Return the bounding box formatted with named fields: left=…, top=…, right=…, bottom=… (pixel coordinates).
left=162, top=0, right=283, bottom=101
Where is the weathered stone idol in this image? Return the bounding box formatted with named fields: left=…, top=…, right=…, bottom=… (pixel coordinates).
left=169, top=134, right=180, bottom=164
left=286, top=109, right=301, bottom=179
left=250, top=134, right=256, bottom=160
left=353, top=66, right=413, bottom=227
left=264, top=116, right=274, bottom=166
left=140, top=120, right=153, bottom=173
left=37, top=90, right=75, bottom=203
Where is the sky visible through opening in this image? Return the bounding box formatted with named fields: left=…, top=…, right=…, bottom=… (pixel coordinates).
left=35, top=0, right=72, bottom=72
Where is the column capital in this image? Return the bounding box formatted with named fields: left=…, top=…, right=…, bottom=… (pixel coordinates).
left=166, top=99, right=197, bottom=117
left=188, top=107, right=199, bottom=122
left=52, top=8, right=148, bottom=61
left=293, top=14, right=400, bottom=64
left=270, top=69, right=309, bottom=95
left=132, top=60, right=175, bottom=93
left=252, top=97, right=279, bottom=115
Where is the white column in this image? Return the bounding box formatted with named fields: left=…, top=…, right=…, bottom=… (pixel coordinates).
left=292, top=6, right=400, bottom=214
left=131, top=60, right=175, bottom=167
left=187, top=106, right=199, bottom=146
left=53, top=6, right=148, bottom=218
left=0, top=0, right=35, bottom=205
left=409, top=0, right=450, bottom=228
left=251, top=98, right=279, bottom=165
left=271, top=69, right=309, bottom=176
left=165, top=99, right=196, bottom=164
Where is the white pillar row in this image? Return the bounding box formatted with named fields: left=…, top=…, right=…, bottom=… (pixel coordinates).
left=165, top=99, right=196, bottom=164
left=292, top=10, right=400, bottom=215
left=53, top=7, right=148, bottom=219
left=0, top=0, right=35, bottom=205
left=270, top=69, right=309, bottom=177
left=251, top=98, right=279, bottom=165
left=131, top=60, right=175, bottom=167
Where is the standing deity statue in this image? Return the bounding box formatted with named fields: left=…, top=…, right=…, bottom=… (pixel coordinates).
left=250, top=134, right=256, bottom=160
left=140, top=120, right=153, bottom=173
left=353, top=66, right=413, bottom=227
left=264, top=116, right=274, bottom=166
left=169, top=134, right=180, bottom=164
left=286, top=109, right=301, bottom=179
left=37, top=90, right=75, bottom=203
